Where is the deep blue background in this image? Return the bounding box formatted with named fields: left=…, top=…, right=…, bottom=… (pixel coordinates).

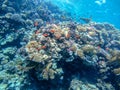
left=48, top=0, right=120, bottom=29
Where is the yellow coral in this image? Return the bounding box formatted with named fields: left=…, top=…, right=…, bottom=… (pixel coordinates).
left=26, top=41, right=39, bottom=53
left=82, top=44, right=96, bottom=54
left=77, top=25, right=87, bottom=32
left=70, top=44, right=77, bottom=52
left=29, top=53, right=49, bottom=63
left=42, top=63, right=56, bottom=80
left=76, top=49, right=84, bottom=58
left=88, top=31, right=96, bottom=36
left=54, top=31, right=62, bottom=39
left=113, top=68, right=120, bottom=75
left=107, top=50, right=120, bottom=64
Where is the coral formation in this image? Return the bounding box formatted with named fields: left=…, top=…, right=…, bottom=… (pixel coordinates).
left=0, top=0, right=120, bottom=90
left=23, top=21, right=120, bottom=89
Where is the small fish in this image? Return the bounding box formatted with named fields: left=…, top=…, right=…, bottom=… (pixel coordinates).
left=36, top=47, right=41, bottom=51
left=66, top=33, right=71, bottom=38
left=97, top=46, right=101, bottom=49
left=75, top=34, right=80, bottom=39
left=41, top=45, right=47, bottom=49
left=43, top=33, right=49, bottom=37
left=80, top=17, right=92, bottom=23
left=35, top=30, right=40, bottom=34
left=17, top=65, right=35, bottom=72
left=105, top=47, right=109, bottom=51
left=65, top=31, right=71, bottom=39
left=34, top=22, right=39, bottom=27
left=49, top=29, right=55, bottom=33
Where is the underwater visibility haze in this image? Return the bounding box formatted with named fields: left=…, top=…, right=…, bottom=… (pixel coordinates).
left=0, top=0, right=120, bottom=90
left=50, top=0, right=120, bottom=29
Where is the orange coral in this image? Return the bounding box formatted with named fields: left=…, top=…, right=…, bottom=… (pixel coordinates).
left=49, top=29, right=55, bottom=33
left=54, top=32, right=62, bottom=39
left=65, top=32, right=71, bottom=39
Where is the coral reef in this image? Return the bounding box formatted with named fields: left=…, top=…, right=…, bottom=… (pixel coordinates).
left=24, top=21, right=120, bottom=89
left=0, top=0, right=72, bottom=89
left=0, top=0, right=120, bottom=90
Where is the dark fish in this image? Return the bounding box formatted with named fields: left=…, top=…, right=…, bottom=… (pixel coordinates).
left=80, top=17, right=92, bottom=23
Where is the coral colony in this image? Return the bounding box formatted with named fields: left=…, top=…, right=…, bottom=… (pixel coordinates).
left=0, top=0, right=120, bottom=90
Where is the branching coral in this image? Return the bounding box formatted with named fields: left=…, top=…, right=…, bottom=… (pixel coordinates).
left=107, top=50, right=120, bottom=66
left=42, top=63, right=56, bottom=80
left=81, top=44, right=97, bottom=54
left=76, top=49, right=84, bottom=59
left=26, top=41, right=39, bottom=53
left=24, top=22, right=120, bottom=84
left=77, top=25, right=87, bottom=32
left=113, top=68, right=120, bottom=75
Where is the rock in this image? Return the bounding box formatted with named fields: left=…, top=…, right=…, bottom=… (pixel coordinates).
left=2, top=47, right=17, bottom=56
left=69, top=78, right=99, bottom=90
left=0, top=65, right=3, bottom=71
left=0, top=84, right=8, bottom=90
left=10, top=14, right=25, bottom=25
left=1, top=59, right=8, bottom=65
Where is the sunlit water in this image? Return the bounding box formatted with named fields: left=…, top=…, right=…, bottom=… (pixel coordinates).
left=47, top=0, right=120, bottom=29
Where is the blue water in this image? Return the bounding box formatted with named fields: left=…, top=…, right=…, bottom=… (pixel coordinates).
left=48, top=0, right=120, bottom=29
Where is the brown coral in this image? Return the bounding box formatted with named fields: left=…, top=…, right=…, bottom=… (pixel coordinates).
left=77, top=25, right=87, bottom=32
left=42, top=63, right=56, bottom=80
left=88, top=31, right=97, bottom=36
left=29, top=53, right=49, bottom=63
left=113, top=68, right=120, bottom=75
left=26, top=41, right=39, bottom=53
left=81, top=44, right=96, bottom=54
left=54, top=31, right=62, bottom=39
left=76, top=49, right=84, bottom=59
left=107, top=50, right=120, bottom=65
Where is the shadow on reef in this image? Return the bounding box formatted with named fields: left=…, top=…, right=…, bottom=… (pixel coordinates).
left=22, top=56, right=120, bottom=90
left=23, top=57, right=99, bottom=90
left=22, top=22, right=120, bottom=90
left=60, top=57, right=98, bottom=81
